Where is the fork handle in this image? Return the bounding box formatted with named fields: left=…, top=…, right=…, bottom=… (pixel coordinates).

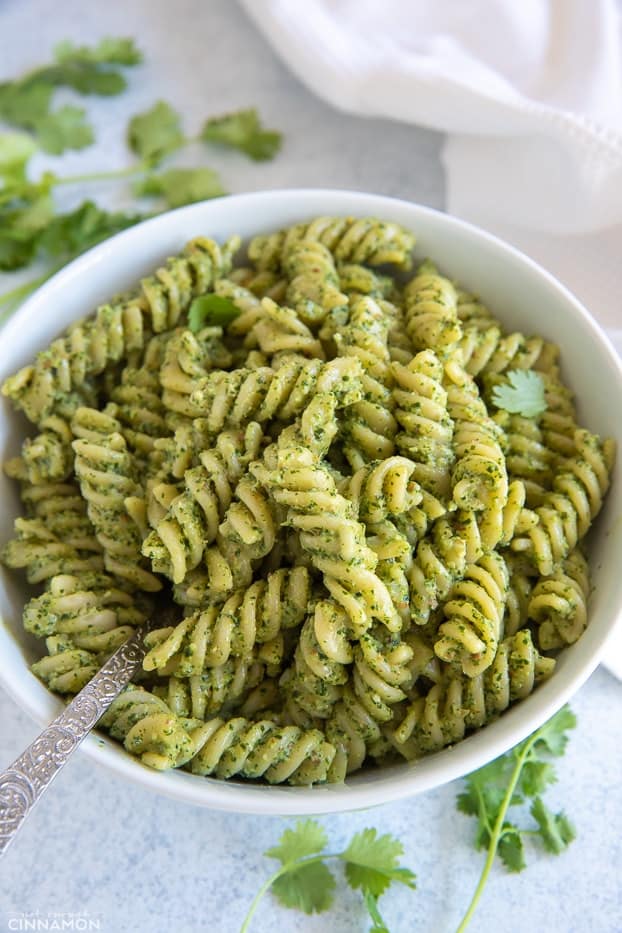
left=0, top=626, right=149, bottom=857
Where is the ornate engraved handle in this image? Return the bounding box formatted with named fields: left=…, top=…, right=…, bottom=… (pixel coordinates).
left=0, top=624, right=151, bottom=857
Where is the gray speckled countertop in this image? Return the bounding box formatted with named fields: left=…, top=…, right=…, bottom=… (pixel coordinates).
left=0, top=3, right=621, bottom=932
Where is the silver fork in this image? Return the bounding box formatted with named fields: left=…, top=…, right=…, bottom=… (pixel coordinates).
left=0, top=624, right=151, bottom=857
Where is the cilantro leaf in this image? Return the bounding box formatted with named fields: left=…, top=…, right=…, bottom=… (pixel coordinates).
left=0, top=193, right=142, bottom=274
left=127, top=101, right=185, bottom=164
left=0, top=38, right=141, bottom=152
left=455, top=706, right=577, bottom=930
left=202, top=108, right=282, bottom=161
left=532, top=706, right=577, bottom=757
left=491, top=369, right=547, bottom=417
left=457, top=756, right=511, bottom=849
left=519, top=760, right=557, bottom=797
left=36, top=201, right=146, bottom=259
left=498, top=827, right=526, bottom=872
left=0, top=228, right=38, bottom=271
left=455, top=789, right=480, bottom=818
left=0, top=195, right=54, bottom=270
left=341, top=829, right=416, bottom=898
left=135, top=167, right=225, bottom=208
left=35, top=106, right=93, bottom=154
left=0, top=132, right=37, bottom=185
left=363, top=889, right=390, bottom=933
left=245, top=822, right=417, bottom=931
left=265, top=819, right=328, bottom=865
left=0, top=80, right=52, bottom=130
left=46, top=63, right=127, bottom=97
left=271, top=861, right=336, bottom=915
left=54, top=37, right=142, bottom=66
left=530, top=798, right=576, bottom=854
left=188, top=295, right=240, bottom=332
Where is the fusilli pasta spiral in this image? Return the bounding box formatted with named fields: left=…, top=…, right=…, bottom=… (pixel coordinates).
left=2, top=236, right=239, bottom=425
left=248, top=216, right=416, bottom=272
left=527, top=548, right=589, bottom=649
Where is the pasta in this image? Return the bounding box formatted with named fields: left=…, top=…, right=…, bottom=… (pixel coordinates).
left=71, top=406, right=162, bottom=592
left=392, top=349, right=454, bottom=500
left=1, top=217, right=615, bottom=787
left=140, top=423, right=263, bottom=584
left=23, top=571, right=147, bottom=653
left=336, top=295, right=397, bottom=469
left=2, top=236, right=239, bottom=425
left=283, top=241, right=348, bottom=326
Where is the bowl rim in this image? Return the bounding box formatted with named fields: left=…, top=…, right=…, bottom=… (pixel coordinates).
left=1, top=186, right=621, bottom=815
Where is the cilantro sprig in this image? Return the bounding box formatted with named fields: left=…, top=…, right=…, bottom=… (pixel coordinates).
left=0, top=43, right=283, bottom=320
left=247, top=708, right=576, bottom=933
left=491, top=368, right=547, bottom=418
left=240, top=821, right=416, bottom=932
left=455, top=706, right=576, bottom=931
left=0, top=38, right=142, bottom=153
left=188, top=294, right=240, bottom=331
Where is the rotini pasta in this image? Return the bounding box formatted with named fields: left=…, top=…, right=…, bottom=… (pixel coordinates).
left=280, top=599, right=353, bottom=718
left=458, top=324, right=558, bottom=379
left=152, top=654, right=275, bottom=721
left=31, top=634, right=102, bottom=695
left=527, top=548, right=590, bottom=649
left=160, top=326, right=232, bottom=417
left=461, top=629, right=556, bottom=730
left=283, top=241, right=348, bottom=326
left=403, top=260, right=461, bottom=355
left=189, top=355, right=362, bottom=436
left=23, top=571, right=146, bottom=653
left=140, top=423, right=263, bottom=584
left=71, top=406, right=162, bottom=592
left=391, top=629, right=555, bottom=757
left=2, top=236, right=239, bottom=425
left=445, top=355, right=508, bottom=550
left=433, top=551, right=509, bottom=676
left=336, top=295, right=397, bottom=468
left=143, top=566, right=310, bottom=673
left=511, top=429, right=614, bottom=575
left=4, top=415, right=74, bottom=485
left=1, top=215, right=614, bottom=787
left=253, top=297, right=325, bottom=359
left=392, top=349, right=454, bottom=500
left=337, top=262, right=394, bottom=300
left=248, top=216, right=416, bottom=272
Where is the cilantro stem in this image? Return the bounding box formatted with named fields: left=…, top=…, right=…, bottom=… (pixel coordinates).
left=0, top=163, right=149, bottom=207
left=239, top=853, right=341, bottom=933
left=455, top=742, right=536, bottom=933
left=53, top=162, right=148, bottom=186
left=476, top=786, right=494, bottom=838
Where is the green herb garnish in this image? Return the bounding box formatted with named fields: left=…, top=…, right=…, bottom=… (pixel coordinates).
left=202, top=108, right=282, bottom=161
left=136, top=167, right=225, bottom=209
left=127, top=100, right=185, bottom=165
left=0, top=42, right=282, bottom=319
left=455, top=705, right=576, bottom=931
left=53, top=37, right=142, bottom=67
left=35, top=201, right=146, bottom=260
left=0, top=38, right=142, bottom=153
left=188, top=294, right=240, bottom=331
left=491, top=369, right=547, bottom=417
left=240, top=820, right=416, bottom=932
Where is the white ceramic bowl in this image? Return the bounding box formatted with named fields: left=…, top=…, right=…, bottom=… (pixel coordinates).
left=1, top=189, right=620, bottom=815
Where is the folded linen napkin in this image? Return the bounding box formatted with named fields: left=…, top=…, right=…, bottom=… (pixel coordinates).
left=241, top=0, right=622, bottom=677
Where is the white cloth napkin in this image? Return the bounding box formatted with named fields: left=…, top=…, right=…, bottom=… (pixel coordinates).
left=241, top=0, right=622, bottom=677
